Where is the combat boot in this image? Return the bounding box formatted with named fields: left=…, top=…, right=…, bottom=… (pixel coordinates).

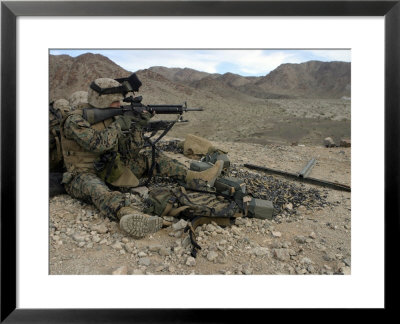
left=185, top=160, right=223, bottom=189
left=117, top=207, right=163, bottom=239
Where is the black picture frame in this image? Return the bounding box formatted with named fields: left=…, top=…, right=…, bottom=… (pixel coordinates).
left=1, top=0, right=398, bottom=321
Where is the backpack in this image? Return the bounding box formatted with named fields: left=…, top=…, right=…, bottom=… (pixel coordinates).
left=144, top=186, right=243, bottom=257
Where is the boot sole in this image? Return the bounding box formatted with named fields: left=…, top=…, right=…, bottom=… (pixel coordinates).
left=119, top=214, right=163, bottom=238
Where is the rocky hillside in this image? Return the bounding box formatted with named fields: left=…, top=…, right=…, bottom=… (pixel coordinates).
left=49, top=53, right=350, bottom=101
left=251, top=60, right=351, bottom=99
left=49, top=53, right=131, bottom=100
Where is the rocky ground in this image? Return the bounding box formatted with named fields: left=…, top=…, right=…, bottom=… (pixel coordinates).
left=49, top=140, right=351, bottom=275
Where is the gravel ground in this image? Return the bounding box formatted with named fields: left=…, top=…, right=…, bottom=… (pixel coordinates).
left=49, top=139, right=351, bottom=275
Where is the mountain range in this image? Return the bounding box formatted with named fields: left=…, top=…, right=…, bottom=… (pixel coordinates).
left=49, top=53, right=351, bottom=101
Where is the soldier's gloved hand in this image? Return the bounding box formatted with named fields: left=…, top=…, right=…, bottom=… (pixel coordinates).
left=114, top=115, right=132, bottom=131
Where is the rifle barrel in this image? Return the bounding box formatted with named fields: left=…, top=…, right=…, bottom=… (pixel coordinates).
left=244, top=163, right=351, bottom=192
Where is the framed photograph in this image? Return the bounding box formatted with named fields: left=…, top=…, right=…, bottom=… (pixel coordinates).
left=1, top=0, right=398, bottom=321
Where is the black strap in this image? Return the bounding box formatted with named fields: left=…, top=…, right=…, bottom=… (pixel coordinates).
left=184, top=220, right=202, bottom=258
left=90, top=82, right=126, bottom=96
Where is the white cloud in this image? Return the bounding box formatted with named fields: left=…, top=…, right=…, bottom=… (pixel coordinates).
left=309, top=50, right=351, bottom=62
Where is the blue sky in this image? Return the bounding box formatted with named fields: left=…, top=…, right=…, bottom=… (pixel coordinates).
left=50, top=49, right=351, bottom=76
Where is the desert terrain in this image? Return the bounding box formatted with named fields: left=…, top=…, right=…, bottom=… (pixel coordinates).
left=49, top=54, right=351, bottom=275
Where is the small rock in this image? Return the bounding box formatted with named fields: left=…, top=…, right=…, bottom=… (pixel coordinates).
left=92, top=236, right=101, bottom=243
left=324, top=137, right=336, bottom=147
left=307, top=265, right=315, bottom=273
left=295, top=236, right=307, bottom=244
left=272, top=231, right=282, bottom=238
left=173, top=230, right=183, bottom=238
left=149, top=245, right=162, bottom=252
left=335, top=253, right=344, bottom=260
left=301, top=257, right=313, bottom=265
left=122, top=238, right=130, bottom=244
left=86, top=243, right=93, bottom=249
left=155, top=265, right=165, bottom=272
left=124, top=243, right=134, bottom=253
left=323, top=252, right=335, bottom=261
left=93, top=223, right=108, bottom=234
left=172, top=219, right=188, bottom=231
left=252, top=247, right=270, bottom=257
left=205, top=224, right=216, bottom=232
left=159, top=247, right=171, bottom=256
left=273, top=248, right=290, bottom=261
left=138, top=257, right=151, bottom=266
left=72, top=233, right=85, bottom=242
left=138, top=251, right=147, bottom=257
left=112, top=266, right=128, bottom=275
left=207, top=251, right=218, bottom=262
left=343, top=258, right=351, bottom=267
left=231, top=226, right=241, bottom=236
left=186, top=256, right=196, bottom=266
left=219, top=239, right=227, bottom=246
left=309, top=232, right=316, bottom=239
left=112, top=241, right=123, bottom=250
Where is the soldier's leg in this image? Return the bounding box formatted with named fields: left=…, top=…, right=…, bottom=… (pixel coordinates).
left=65, top=173, right=162, bottom=237
left=129, top=151, right=222, bottom=188
left=128, top=151, right=187, bottom=181
left=65, top=173, right=128, bottom=219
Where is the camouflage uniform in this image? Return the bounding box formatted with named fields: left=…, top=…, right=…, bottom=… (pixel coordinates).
left=60, top=76, right=222, bottom=238
left=62, top=113, right=128, bottom=219
left=62, top=110, right=188, bottom=219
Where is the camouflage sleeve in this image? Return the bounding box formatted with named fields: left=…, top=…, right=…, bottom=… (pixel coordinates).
left=64, top=114, right=121, bottom=153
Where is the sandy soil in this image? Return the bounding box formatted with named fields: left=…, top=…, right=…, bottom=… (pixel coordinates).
left=50, top=140, right=351, bottom=275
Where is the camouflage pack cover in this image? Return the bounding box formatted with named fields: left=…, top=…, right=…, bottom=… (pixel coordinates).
left=53, top=98, right=71, bottom=118
left=88, top=78, right=124, bottom=108
left=144, top=186, right=241, bottom=219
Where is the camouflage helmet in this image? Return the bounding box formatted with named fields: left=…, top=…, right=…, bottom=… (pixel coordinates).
left=53, top=98, right=71, bottom=117
left=88, top=78, right=124, bottom=108
left=69, top=91, right=88, bottom=110
left=53, top=98, right=70, bottom=110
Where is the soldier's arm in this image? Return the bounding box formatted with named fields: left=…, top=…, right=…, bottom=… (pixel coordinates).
left=64, top=114, right=121, bottom=153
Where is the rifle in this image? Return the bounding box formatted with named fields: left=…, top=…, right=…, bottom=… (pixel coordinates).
left=82, top=95, right=202, bottom=186
left=82, top=95, right=203, bottom=125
